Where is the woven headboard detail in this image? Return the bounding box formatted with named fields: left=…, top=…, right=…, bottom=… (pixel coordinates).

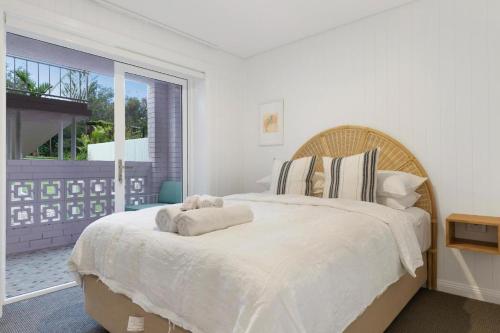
left=292, top=125, right=436, bottom=219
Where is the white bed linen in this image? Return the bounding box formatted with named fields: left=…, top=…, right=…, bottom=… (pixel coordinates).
left=68, top=193, right=423, bottom=333
left=404, top=207, right=431, bottom=252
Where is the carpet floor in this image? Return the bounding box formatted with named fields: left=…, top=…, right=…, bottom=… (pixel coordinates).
left=1, top=287, right=500, bottom=332
left=0, top=286, right=105, bottom=333
left=386, top=288, right=500, bottom=332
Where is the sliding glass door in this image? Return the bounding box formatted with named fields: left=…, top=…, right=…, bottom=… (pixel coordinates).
left=113, top=64, right=187, bottom=213
left=3, top=33, right=117, bottom=301
left=1, top=35, right=188, bottom=305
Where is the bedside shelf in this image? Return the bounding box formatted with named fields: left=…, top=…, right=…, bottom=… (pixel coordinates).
left=446, top=214, right=500, bottom=255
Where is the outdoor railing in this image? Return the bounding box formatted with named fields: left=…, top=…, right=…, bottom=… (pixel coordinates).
left=6, top=55, right=90, bottom=103
left=6, top=160, right=153, bottom=255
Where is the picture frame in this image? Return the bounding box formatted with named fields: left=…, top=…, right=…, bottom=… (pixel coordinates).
left=259, top=100, right=284, bottom=146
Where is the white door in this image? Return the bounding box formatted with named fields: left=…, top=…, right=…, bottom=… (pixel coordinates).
left=114, top=63, right=188, bottom=212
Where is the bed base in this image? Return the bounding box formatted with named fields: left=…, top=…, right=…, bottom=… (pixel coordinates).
left=83, top=255, right=426, bottom=333
left=344, top=255, right=427, bottom=332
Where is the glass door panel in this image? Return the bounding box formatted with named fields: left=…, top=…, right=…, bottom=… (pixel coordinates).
left=114, top=64, right=187, bottom=213
left=2, top=35, right=188, bottom=304
left=4, top=33, right=116, bottom=299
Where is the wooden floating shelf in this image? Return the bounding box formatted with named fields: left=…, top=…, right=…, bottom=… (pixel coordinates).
left=446, top=214, right=500, bottom=255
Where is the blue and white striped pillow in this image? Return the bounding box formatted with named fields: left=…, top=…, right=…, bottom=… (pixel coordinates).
left=322, top=148, right=379, bottom=202
left=270, top=156, right=317, bottom=196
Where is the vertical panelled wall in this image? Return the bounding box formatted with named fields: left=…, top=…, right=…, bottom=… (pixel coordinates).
left=148, top=81, right=183, bottom=195
left=243, top=0, right=500, bottom=302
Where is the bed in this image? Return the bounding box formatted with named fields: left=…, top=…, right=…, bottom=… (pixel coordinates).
left=69, top=125, right=437, bottom=333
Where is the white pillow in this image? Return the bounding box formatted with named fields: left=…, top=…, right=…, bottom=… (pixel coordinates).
left=377, top=192, right=421, bottom=210
left=270, top=156, right=317, bottom=195
left=377, top=170, right=427, bottom=198
left=259, top=171, right=324, bottom=195
left=323, top=148, right=379, bottom=202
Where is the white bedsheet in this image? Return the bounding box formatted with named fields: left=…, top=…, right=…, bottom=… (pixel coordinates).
left=404, top=207, right=431, bottom=252
left=68, top=193, right=423, bottom=333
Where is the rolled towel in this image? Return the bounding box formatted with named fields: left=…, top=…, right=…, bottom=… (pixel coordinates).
left=181, top=195, right=200, bottom=211
left=155, top=206, right=182, bottom=232
left=197, top=195, right=224, bottom=209
left=175, top=205, right=253, bottom=236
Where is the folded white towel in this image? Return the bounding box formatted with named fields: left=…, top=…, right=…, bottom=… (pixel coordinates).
left=181, top=195, right=200, bottom=211
left=175, top=205, right=253, bottom=236
left=197, top=195, right=224, bottom=209
left=155, top=206, right=182, bottom=232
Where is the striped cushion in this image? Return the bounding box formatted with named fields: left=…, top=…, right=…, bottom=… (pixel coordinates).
left=270, top=156, right=317, bottom=195
left=322, top=148, right=379, bottom=202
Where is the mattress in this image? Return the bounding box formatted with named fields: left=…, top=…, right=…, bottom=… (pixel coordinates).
left=69, top=193, right=424, bottom=333
left=404, top=207, right=431, bottom=252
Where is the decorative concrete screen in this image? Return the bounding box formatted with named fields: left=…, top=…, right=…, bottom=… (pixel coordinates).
left=6, top=160, right=152, bottom=255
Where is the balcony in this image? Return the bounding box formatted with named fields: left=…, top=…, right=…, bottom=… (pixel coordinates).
left=7, top=55, right=90, bottom=103
left=6, top=159, right=154, bottom=297
left=6, top=55, right=92, bottom=161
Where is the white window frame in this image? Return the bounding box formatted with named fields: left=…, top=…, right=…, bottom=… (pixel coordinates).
left=0, top=9, right=7, bottom=317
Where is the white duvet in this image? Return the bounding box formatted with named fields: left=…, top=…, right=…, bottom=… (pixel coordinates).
left=68, top=193, right=423, bottom=333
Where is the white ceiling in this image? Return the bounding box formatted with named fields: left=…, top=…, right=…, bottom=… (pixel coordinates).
left=100, top=0, right=414, bottom=58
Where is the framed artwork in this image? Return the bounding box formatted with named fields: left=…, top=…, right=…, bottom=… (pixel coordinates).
left=259, top=100, right=284, bottom=146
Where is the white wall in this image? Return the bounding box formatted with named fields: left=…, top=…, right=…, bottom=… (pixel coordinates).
left=0, top=0, right=246, bottom=196
left=243, top=0, right=500, bottom=302
left=88, top=138, right=150, bottom=161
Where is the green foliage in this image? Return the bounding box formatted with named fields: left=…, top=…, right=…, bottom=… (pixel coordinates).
left=125, top=96, right=148, bottom=139
left=87, top=82, right=113, bottom=123
left=76, top=121, right=114, bottom=160
left=14, top=69, right=52, bottom=97
left=12, top=66, right=148, bottom=160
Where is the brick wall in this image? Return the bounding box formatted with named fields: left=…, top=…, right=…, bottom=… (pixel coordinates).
left=148, top=80, right=183, bottom=195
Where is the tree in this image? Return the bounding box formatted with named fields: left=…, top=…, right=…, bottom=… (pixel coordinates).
left=30, top=76, right=114, bottom=160
left=125, top=96, right=147, bottom=139
left=88, top=83, right=114, bottom=123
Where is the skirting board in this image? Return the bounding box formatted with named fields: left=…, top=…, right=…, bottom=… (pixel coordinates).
left=438, top=279, right=500, bottom=305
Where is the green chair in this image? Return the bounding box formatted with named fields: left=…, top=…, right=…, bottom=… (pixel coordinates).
left=125, top=181, right=182, bottom=211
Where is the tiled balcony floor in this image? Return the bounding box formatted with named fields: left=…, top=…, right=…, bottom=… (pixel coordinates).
left=6, top=245, right=75, bottom=298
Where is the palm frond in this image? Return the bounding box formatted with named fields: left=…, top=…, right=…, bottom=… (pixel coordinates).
left=14, top=69, right=52, bottom=97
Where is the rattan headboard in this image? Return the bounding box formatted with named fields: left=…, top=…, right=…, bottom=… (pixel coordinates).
left=292, top=125, right=437, bottom=288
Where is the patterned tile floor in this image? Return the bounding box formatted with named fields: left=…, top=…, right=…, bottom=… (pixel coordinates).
left=6, top=245, right=75, bottom=298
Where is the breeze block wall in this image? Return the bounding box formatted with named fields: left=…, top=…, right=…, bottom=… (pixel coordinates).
left=6, top=160, right=152, bottom=255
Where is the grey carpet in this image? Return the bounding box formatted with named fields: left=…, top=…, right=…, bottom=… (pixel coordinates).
left=6, top=245, right=74, bottom=298
left=1, top=287, right=500, bottom=332
left=387, top=288, right=500, bottom=332
left=0, top=286, right=106, bottom=333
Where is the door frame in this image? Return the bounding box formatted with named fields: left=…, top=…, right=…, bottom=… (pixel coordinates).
left=0, top=10, right=7, bottom=317
left=113, top=63, right=189, bottom=212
